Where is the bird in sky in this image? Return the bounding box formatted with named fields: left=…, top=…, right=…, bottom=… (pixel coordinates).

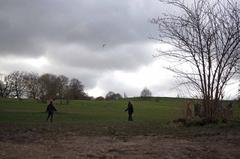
left=102, top=44, right=106, bottom=48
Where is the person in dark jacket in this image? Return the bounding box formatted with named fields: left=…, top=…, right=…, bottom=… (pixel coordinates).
left=125, top=101, right=134, bottom=121
left=46, top=101, right=57, bottom=122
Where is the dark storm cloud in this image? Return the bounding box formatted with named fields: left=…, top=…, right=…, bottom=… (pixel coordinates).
left=0, top=0, right=162, bottom=56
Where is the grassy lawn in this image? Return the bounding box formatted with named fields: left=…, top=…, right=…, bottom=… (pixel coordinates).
left=0, top=98, right=185, bottom=123
left=0, top=98, right=239, bottom=136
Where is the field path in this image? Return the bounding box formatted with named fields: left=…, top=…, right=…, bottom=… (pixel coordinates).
left=1, top=132, right=240, bottom=159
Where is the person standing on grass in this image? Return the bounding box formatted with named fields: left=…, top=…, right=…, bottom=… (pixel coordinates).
left=125, top=101, right=134, bottom=121
left=46, top=100, right=57, bottom=122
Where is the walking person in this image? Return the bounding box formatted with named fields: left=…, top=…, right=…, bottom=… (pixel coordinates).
left=46, top=100, right=57, bottom=122
left=125, top=101, right=134, bottom=121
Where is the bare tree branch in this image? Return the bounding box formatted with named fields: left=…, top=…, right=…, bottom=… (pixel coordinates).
left=152, top=0, right=240, bottom=119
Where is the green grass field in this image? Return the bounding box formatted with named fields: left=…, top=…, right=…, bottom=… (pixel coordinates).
left=0, top=98, right=239, bottom=136
left=0, top=98, right=186, bottom=124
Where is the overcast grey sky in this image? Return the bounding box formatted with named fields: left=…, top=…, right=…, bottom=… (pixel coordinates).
left=0, top=0, right=238, bottom=98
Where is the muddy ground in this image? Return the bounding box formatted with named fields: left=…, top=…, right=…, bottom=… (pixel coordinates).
left=0, top=127, right=240, bottom=159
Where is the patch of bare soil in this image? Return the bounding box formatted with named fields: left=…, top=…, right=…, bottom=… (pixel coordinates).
left=0, top=130, right=240, bottom=159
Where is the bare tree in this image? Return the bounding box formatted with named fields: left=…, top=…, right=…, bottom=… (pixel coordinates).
left=105, top=91, right=123, bottom=100
left=140, top=87, right=152, bottom=97
left=0, top=81, right=5, bottom=97
left=238, top=82, right=240, bottom=100
left=105, top=91, right=115, bottom=100
left=8, top=71, right=27, bottom=99
left=56, top=75, right=69, bottom=103
left=0, top=75, right=13, bottom=98
left=38, top=73, right=58, bottom=101
left=0, top=71, right=89, bottom=102
left=237, top=63, right=240, bottom=101
left=152, top=0, right=240, bottom=119
left=68, top=78, right=87, bottom=100
left=25, top=72, right=40, bottom=99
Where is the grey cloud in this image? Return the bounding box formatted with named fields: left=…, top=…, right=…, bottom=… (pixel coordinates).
left=0, top=0, right=181, bottom=97
left=92, top=71, right=177, bottom=97
left=46, top=42, right=153, bottom=71
left=0, top=56, right=102, bottom=89
left=41, top=65, right=102, bottom=89
left=0, top=0, right=162, bottom=56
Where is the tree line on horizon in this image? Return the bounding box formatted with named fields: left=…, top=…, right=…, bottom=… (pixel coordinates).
left=0, top=71, right=153, bottom=102
left=0, top=71, right=89, bottom=102
left=102, top=87, right=152, bottom=101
